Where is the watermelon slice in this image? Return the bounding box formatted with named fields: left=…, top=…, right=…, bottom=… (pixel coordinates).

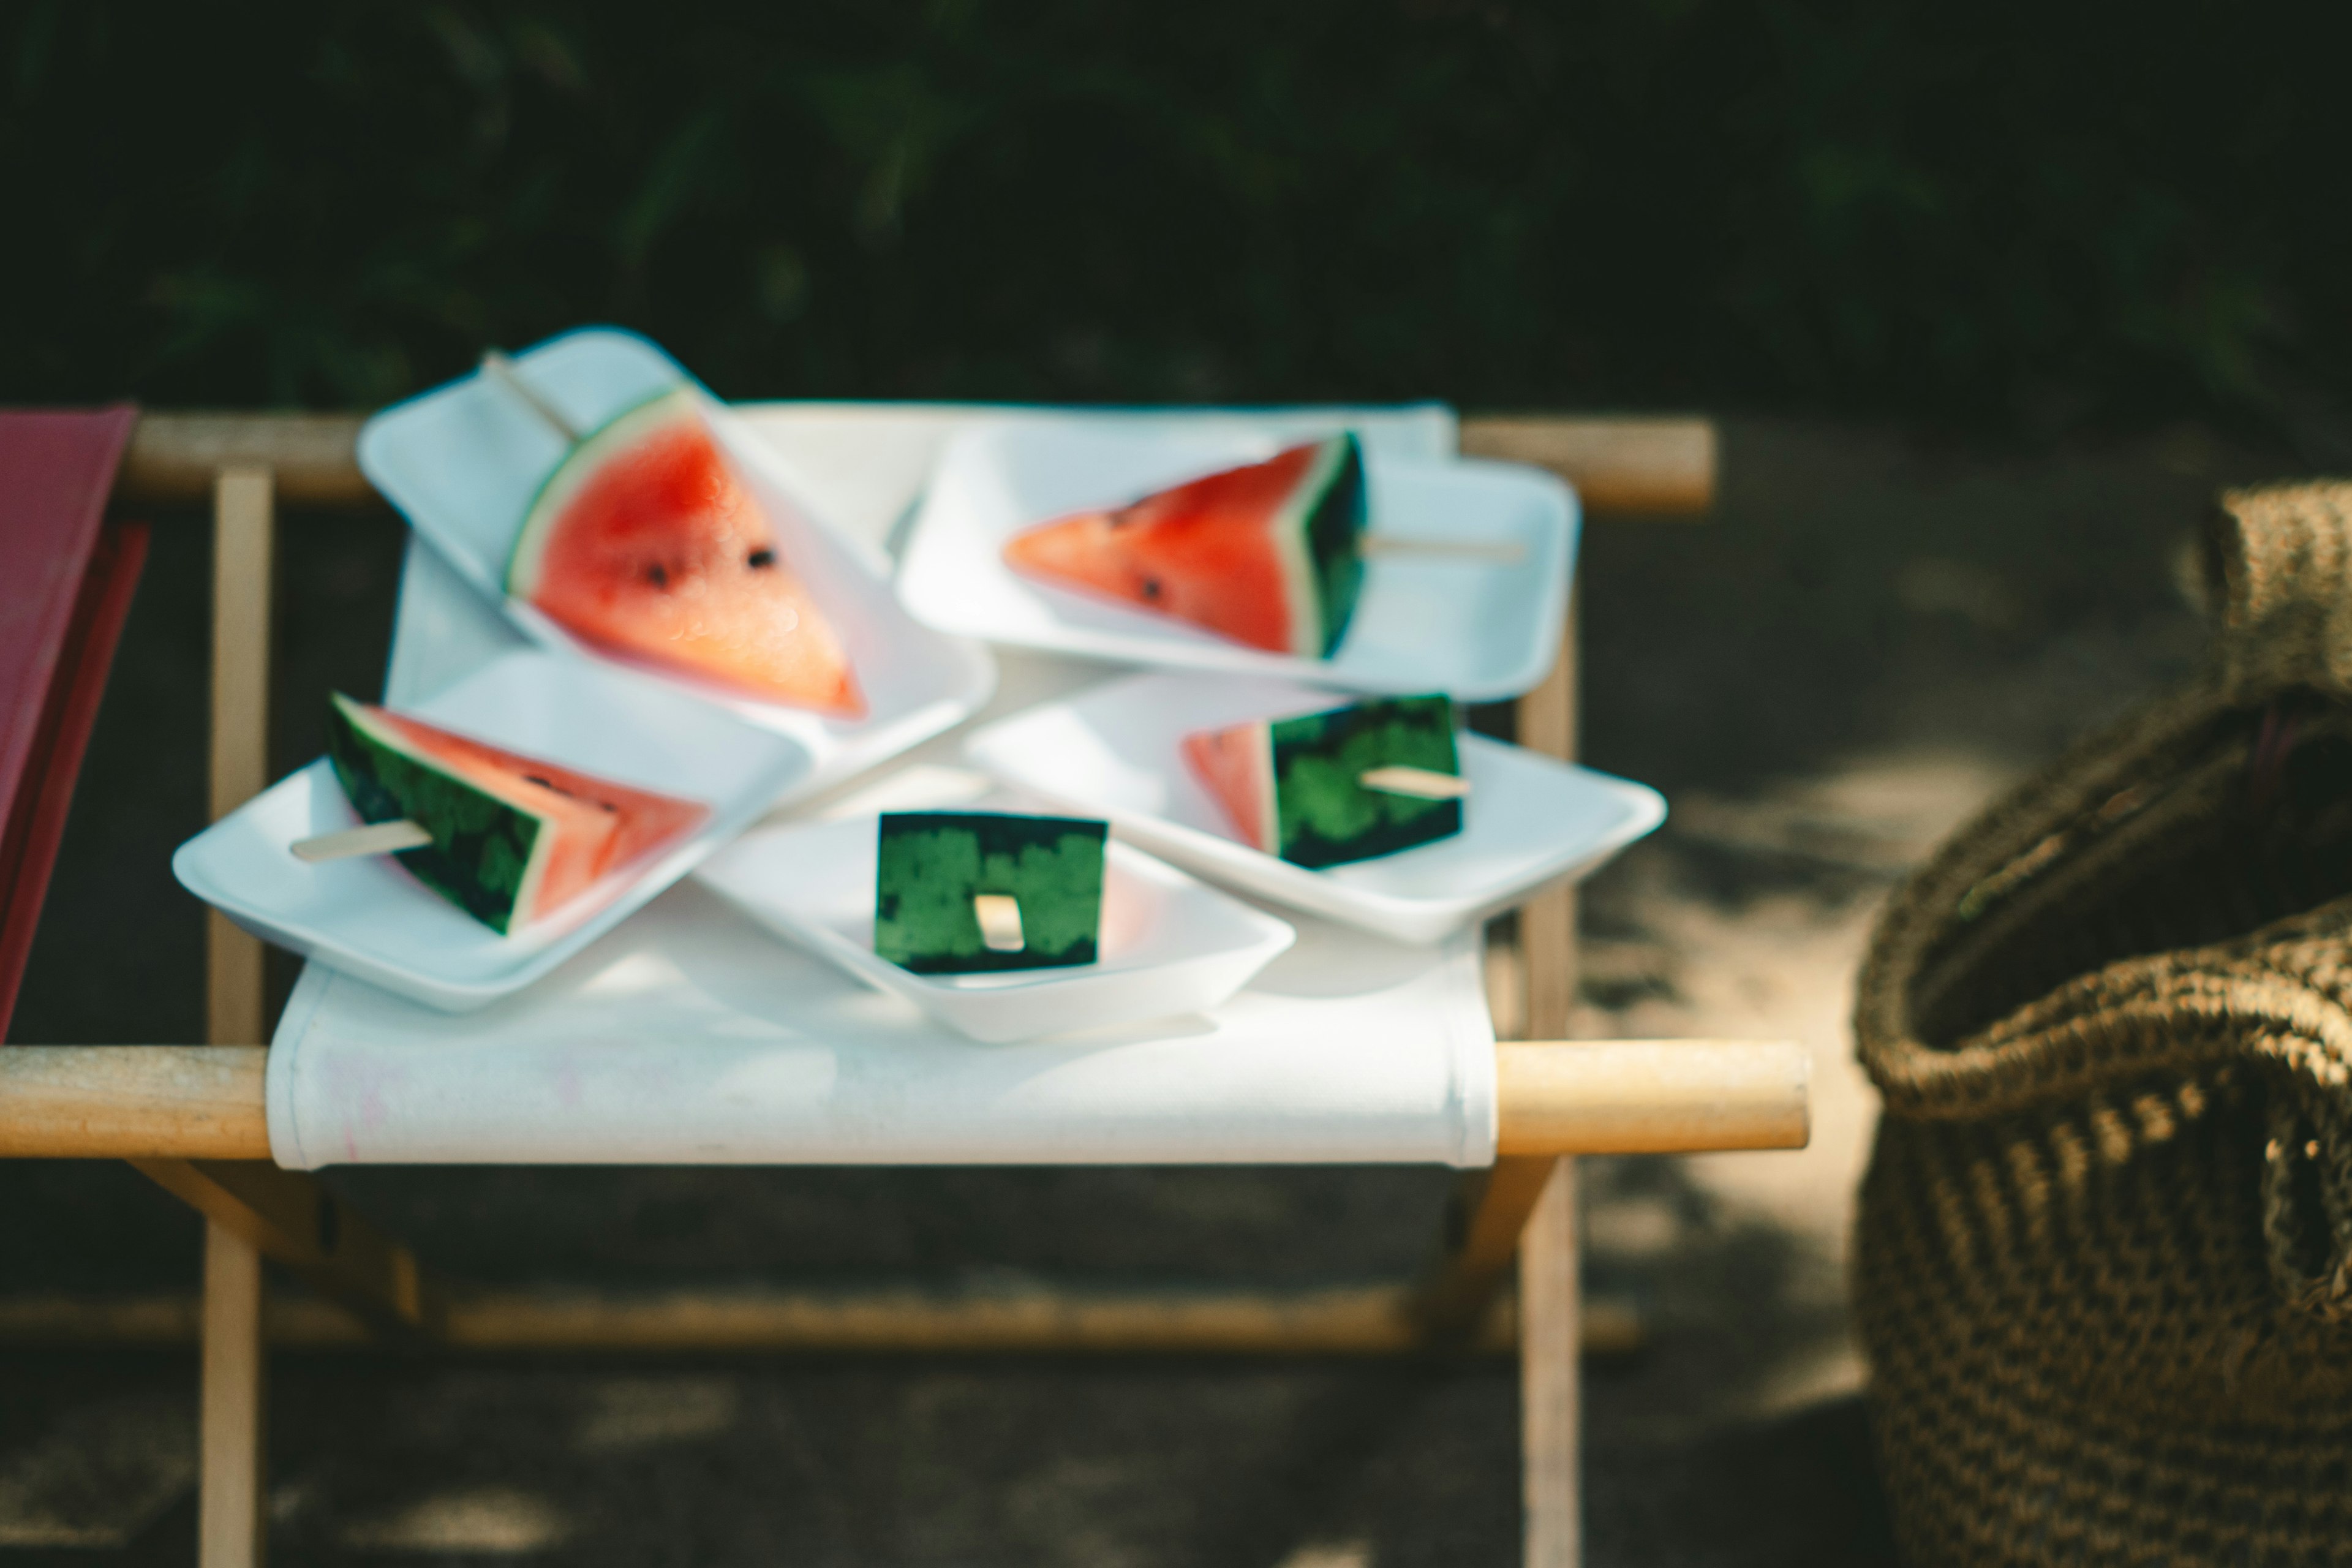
left=324, top=693, right=710, bottom=935
left=507, top=386, right=865, bottom=717
left=873, top=811, right=1108, bottom=974
left=1003, top=434, right=1366, bottom=657
left=1182, top=694, right=1462, bottom=868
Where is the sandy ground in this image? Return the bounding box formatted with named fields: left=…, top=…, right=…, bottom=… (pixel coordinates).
left=0, top=415, right=2288, bottom=1564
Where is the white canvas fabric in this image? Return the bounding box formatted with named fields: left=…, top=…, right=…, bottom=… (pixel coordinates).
left=266, top=883, right=1497, bottom=1169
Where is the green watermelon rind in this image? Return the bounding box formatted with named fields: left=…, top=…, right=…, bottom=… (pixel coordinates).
left=1259, top=434, right=1366, bottom=659
left=1268, top=693, right=1461, bottom=869
left=873, top=812, right=1108, bottom=974
left=505, top=383, right=703, bottom=600
left=1298, top=434, right=1367, bottom=657
left=324, top=694, right=552, bottom=936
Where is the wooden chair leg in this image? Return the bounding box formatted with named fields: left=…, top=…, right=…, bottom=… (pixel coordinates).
left=200, top=465, right=274, bottom=1566
left=1520, top=1156, right=1578, bottom=1568
left=1515, top=587, right=1581, bottom=1566
left=1412, top=1155, right=1558, bottom=1337
left=1511, top=881, right=1584, bottom=1568
left=203, top=467, right=274, bottom=1050
left=135, top=1157, right=440, bottom=1338
left=201, top=1221, right=267, bottom=1567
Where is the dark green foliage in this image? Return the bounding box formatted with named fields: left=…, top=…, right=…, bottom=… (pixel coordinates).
left=874, top=811, right=1107, bottom=974
left=1272, top=695, right=1460, bottom=869
left=325, top=694, right=537, bottom=934
left=1305, top=434, right=1366, bottom=656
left=6, top=3, right=2348, bottom=437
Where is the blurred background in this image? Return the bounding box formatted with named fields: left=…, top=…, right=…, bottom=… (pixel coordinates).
left=2, top=4, right=2342, bottom=1564
left=8, top=1, right=2351, bottom=449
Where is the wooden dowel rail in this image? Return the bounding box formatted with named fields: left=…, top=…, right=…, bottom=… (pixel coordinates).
left=0, top=1040, right=1806, bottom=1162
left=1494, top=1038, right=1809, bottom=1155
left=2, top=1046, right=270, bottom=1159
left=0, top=1283, right=1648, bottom=1359
left=119, top=413, right=375, bottom=508
left=113, top=411, right=1718, bottom=514
left=1458, top=416, right=1716, bottom=516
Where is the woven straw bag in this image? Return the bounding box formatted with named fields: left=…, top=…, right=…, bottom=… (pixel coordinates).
left=1853, top=482, right=2352, bottom=1566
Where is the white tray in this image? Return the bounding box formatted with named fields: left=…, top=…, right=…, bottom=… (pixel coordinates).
left=897, top=421, right=1576, bottom=701
left=698, top=798, right=1295, bottom=1044
left=355, top=326, right=995, bottom=809
left=173, top=650, right=810, bottom=1011
left=963, top=673, right=1665, bottom=944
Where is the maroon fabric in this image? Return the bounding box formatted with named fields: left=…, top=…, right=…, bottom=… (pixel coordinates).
left=0, top=408, right=142, bottom=1037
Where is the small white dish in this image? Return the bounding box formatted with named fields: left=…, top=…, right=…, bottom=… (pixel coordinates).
left=698, top=796, right=1298, bottom=1044
left=962, top=672, right=1665, bottom=944
left=355, top=326, right=995, bottom=809
left=173, top=650, right=810, bottom=1012
left=896, top=421, right=1577, bottom=701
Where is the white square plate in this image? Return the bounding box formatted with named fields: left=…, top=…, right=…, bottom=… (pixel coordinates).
left=355, top=326, right=995, bottom=808
left=697, top=786, right=1297, bottom=1044
left=896, top=421, right=1577, bottom=700
left=173, top=650, right=811, bottom=1012
left=963, top=673, right=1665, bottom=944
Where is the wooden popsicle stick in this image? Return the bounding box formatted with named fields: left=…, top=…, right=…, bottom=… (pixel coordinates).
left=1362, top=535, right=1526, bottom=565
left=291, top=820, right=434, bottom=863
left=478, top=350, right=584, bottom=445
left=1358, top=766, right=1472, bottom=800
left=973, top=894, right=1025, bottom=952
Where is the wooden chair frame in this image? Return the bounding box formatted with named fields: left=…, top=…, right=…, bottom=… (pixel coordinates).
left=0, top=409, right=1806, bottom=1568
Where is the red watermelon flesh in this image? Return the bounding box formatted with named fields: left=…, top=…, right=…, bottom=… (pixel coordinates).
left=328, top=692, right=710, bottom=933
left=369, top=709, right=709, bottom=912
left=507, top=387, right=865, bottom=717
left=1002, top=434, right=1366, bottom=657
left=1180, top=726, right=1278, bottom=853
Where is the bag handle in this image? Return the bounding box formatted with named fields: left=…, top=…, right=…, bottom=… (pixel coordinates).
left=2209, top=480, right=2352, bottom=701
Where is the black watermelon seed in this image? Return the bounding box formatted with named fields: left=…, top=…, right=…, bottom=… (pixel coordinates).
left=747, top=548, right=776, bottom=568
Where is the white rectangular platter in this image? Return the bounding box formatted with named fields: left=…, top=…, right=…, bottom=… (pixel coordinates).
left=174, top=649, right=810, bottom=1011
left=355, top=326, right=995, bottom=809
left=699, top=794, right=1296, bottom=1044
left=897, top=421, right=1576, bottom=700
left=963, top=672, right=1664, bottom=944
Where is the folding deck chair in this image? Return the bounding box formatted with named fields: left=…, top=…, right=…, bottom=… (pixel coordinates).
left=0, top=404, right=1807, bottom=1568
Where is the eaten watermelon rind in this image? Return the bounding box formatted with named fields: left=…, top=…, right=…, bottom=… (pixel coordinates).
left=325, top=693, right=550, bottom=935
left=505, top=384, right=700, bottom=600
